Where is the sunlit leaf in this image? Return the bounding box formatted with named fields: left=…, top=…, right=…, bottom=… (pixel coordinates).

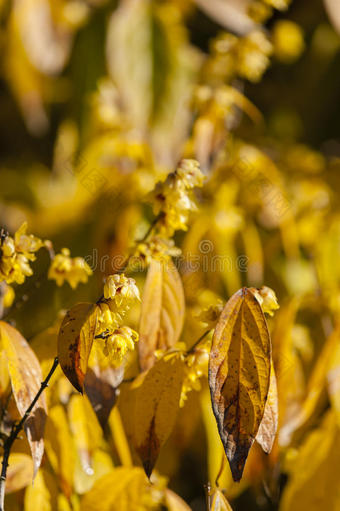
left=210, top=488, right=233, bottom=511
left=139, top=259, right=185, bottom=371
left=24, top=468, right=58, bottom=511
left=58, top=303, right=99, bottom=393
left=68, top=394, right=102, bottom=476
left=280, top=410, right=340, bottom=511
left=5, top=453, right=33, bottom=494
left=131, top=357, right=185, bottom=477
left=0, top=321, right=47, bottom=477
left=165, top=489, right=192, bottom=511
left=80, top=467, right=164, bottom=511
left=209, top=288, right=271, bottom=481
left=44, top=404, right=76, bottom=499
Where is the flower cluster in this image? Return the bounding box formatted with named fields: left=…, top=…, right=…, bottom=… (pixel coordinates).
left=96, top=273, right=140, bottom=365
left=205, top=30, right=272, bottom=84
left=0, top=222, right=44, bottom=285
left=148, top=159, right=204, bottom=236
left=48, top=248, right=92, bottom=289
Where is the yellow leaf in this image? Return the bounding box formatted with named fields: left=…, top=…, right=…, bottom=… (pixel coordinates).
left=132, top=357, right=185, bottom=477
left=0, top=321, right=47, bottom=478
left=24, top=469, right=58, bottom=511
left=58, top=303, right=99, bottom=393
left=280, top=325, right=340, bottom=442
left=139, top=259, right=185, bottom=370
left=0, top=349, right=10, bottom=399
left=80, top=467, right=163, bottom=511
left=280, top=410, right=340, bottom=511
left=256, top=361, right=278, bottom=454
left=165, top=489, right=191, bottom=511
left=68, top=394, right=102, bottom=476
left=108, top=406, right=133, bottom=467
left=44, top=405, right=75, bottom=499
left=209, top=288, right=271, bottom=481
left=74, top=449, right=114, bottom=496
left=327, top=340, right=340, bottom=426
left=210, top=489, right=233, bottom=511
left=5, top=453, right=33, bottom=494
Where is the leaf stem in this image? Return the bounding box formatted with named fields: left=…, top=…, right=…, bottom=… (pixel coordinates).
left=0, top=356, right=59, bottom=511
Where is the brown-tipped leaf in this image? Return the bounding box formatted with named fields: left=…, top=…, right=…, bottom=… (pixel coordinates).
left=209, top=288, right=271, bottom=482
left=58, top=303, right=99, bottom=393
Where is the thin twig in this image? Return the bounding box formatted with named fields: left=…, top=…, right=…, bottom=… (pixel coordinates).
left=187, top=330, right=211, bottom=354
left=0, top=357, right=59, bottom=511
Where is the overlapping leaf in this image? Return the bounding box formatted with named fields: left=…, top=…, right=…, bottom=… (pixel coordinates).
left=209, top=288, right=271, bottom=481
left=256, top=361, right=278, bottom=454
left=130, top=357, right=185, bottom=477
left=139, top=259, right=185, bottom=370
left=0, top=321, right=47, bottom=477
left=58, top=303, right=99, bottom=393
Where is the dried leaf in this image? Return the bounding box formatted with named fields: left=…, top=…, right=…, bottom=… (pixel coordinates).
left=139, top=259, right=185, bottom=370
left=58, top=303, right=99, bottom=393
left=209, top=288, right=271, bottom=482
left=256, top=361, right=278, bottom=453
left=132, top=357, right=185, bottom=477
left=0, top=321, right=47, bottom=478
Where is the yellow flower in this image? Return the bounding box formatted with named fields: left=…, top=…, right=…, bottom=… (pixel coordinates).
left=248, top=1, right=273, bottom=23
left=0, top=222, right=44, bottom=285
left=103, top=274, right=140, bottom=304
left=176, top=159, right=205, bottom=189
left=250, top=285, right=279, bottom=316
left=102, top=326, right=139, bottom=364
left=196, top=301, right=224, bottom=329
left=48, top=248, right=92, bottom=289
left=237, top=31, right=273, bottom=82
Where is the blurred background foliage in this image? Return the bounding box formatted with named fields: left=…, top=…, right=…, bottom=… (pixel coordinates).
left=1, top=0, right=340, bottom=509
